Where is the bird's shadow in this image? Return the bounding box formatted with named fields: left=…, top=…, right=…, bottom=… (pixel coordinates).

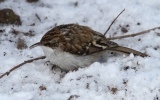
left=98, top=51, right=122, bottom=63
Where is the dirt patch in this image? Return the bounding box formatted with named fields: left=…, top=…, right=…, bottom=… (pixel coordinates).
left=0, top=8, right=21, bottom=25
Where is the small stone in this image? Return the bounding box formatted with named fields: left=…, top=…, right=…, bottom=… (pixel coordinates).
left=0, top=29, right=5, bottom=32
left=3, top=52, right=6, bottom=56
left=27, top=0, right=39, bottom=3
left=138, top=38, right=141, bottom=41
left=126, top=24, right=129, bottom=27
left=39, top=85, right=46, bottom=91
left=137, top=22, right=141, bottom=25
left=74, top=2, right=78, bottom=7
left=157, top=33, right=160, bottom=36
left=121, top=27, right=128, bottom=33
left=67, top=95, right=80, bottom=100
left=111, top=87, right=118, bottom=94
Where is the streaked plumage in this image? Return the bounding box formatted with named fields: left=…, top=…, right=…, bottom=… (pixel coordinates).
left=30, top=24, right=147, bottom=71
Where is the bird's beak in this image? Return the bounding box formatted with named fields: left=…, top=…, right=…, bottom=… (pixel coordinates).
left=30, top=42, right=41, bottom=49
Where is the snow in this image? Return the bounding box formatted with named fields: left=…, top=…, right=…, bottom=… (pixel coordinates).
left=0, top=0, right=160, bottom=100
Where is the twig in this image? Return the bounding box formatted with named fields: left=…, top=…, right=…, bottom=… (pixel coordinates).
left=104, top=9, right=125, bottom=36
left=11, top=28, right=19, bottom=35
left=0, top=56, right=46, bottom=79
left=11, top=28, right=35, bottom=37
left=35, top=13, right=41, bottom=22
left=107, top=26, right=160, bottom=40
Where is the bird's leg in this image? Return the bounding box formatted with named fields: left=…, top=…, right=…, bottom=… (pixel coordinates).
left=71, top=67, right=79, bottom=72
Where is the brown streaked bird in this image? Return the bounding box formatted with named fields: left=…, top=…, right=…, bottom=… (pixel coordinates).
left=30, top=24, right=147, bottom=71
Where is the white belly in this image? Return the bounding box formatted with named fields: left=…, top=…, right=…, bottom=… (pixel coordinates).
left=41, top=46, right=103, bottom=71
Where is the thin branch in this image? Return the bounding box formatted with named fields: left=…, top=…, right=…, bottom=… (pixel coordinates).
left=35, top=13, right=41, bottom=22
left=104, top=9, right=125, bottom=36
left=11, top=28, right=19, bottom=35
left=0, top=56, right=46, bottom=79
left=107, top=26, right=160, bottom=40
left=11, top=28, right=35, bottom=37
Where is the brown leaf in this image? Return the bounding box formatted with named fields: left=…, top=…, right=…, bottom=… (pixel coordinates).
left=111, top=87, right=118, bottom=94
left=39, top=85, right=46, bottom=91
left=17, top=38, right=28, bottom=50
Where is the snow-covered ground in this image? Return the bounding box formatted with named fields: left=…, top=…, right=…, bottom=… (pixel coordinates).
left=0, top=0, right=160, bottom=100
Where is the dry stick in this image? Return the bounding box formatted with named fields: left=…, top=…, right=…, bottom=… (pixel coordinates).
left=104, top=9, right=125, bottom=36
left=35, top=13, right=41, bottom=22
left=0, top=56, right=46, bottom=79
left=107, top=26, right=160, bottom=40
left=11, top=28, right=19, bottom=35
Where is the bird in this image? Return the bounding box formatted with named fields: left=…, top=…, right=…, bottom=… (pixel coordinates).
left=30, top=24, right=147, bottom=71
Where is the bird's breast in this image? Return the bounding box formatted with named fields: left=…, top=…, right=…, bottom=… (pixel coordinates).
left=41, top=46, right=103, bottom=71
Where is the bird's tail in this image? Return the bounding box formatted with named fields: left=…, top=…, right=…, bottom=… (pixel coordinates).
left=107, top=46, right=147, bottom=57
